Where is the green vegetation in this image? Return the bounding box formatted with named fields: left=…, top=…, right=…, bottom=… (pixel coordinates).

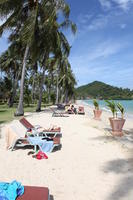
left=0, top=0, right=77, bottom=116
left=76, top=81, right=133, bottom=100
left=93, top=99, right=99, bottom=110
left=105, top=100, right=117, bottom=118
left=117, top=103, right=125, bottom=119
left=0, top=103, right=52, bottom=124
left=105, top=100, right=125, bottom=118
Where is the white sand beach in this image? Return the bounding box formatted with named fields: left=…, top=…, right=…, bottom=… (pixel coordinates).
left=0, top=103, right=133, bottom=200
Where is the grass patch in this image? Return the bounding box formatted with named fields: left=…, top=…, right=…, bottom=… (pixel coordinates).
left=0, top=103, right=52, bottom=124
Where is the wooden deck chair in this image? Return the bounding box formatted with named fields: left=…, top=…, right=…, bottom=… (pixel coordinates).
left=78, top=106, right=85, bottom=115
left=17, top=186, right=49, bottom=200
left=50, top=107, right=69, bottom=117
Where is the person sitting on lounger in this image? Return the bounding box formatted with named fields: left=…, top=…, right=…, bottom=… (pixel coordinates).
left=67, top=104, right=77, bottom=114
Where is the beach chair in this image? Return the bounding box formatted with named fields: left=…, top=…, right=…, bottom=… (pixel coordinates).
left=19, top=117, right=62, bottom=137
left=6, top=120, right=61, bottom=151
left=50, top=107, right=69, bottom=117
left=78, top=106, right=85, bottom=115
left=17, top=186, right=50, bottom=200
left=0, top=181, right=49, bottom=200
left=11, top=134, right=61, bottom=152
left=56, top=103, right=65, bottom=110
left=27, top=136, right=61, bottom=153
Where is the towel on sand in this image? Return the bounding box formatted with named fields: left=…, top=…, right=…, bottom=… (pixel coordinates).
left=0, top=180, right=24, bottom=200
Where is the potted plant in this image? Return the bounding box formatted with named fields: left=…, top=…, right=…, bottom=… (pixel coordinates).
left=93, top=99, right=102, bottom=120
left=105, top=100, right=125, bottom=136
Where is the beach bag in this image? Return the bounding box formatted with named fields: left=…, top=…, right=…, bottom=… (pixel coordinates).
left=36, top=151, right=48, bottom=160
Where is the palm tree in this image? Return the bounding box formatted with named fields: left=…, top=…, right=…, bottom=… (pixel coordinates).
left=0, top=0, right=71, bottom=115
left=0, top=46, right=22, bottom=107
left=35, top=3, right=76, bottom=111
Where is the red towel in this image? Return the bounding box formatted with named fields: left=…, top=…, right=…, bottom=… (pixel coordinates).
left=36, top=151, right=48, bottom=159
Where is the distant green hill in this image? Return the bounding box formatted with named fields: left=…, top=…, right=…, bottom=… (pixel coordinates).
left=76, top=81, right=133, bottom=100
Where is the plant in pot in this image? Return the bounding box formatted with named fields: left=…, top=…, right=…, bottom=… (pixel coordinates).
left=105, top=100, right=125, bottom=136
left=93, top=99, right=102, bottom=120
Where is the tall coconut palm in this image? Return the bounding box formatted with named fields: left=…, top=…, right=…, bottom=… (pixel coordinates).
left=0, top=46, right=22, bottom=107
left=0, top=0, right=73, bottom=115
left=58, top=56, right=76, bottom=103
left=35, top=4, right=76, bottom=111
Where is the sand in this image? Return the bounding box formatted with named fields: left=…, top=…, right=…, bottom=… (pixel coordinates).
left=0, top=102, right=133, bottom=200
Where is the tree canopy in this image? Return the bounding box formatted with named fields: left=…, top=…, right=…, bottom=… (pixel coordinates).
left=0, top=0, right=77, bottom=114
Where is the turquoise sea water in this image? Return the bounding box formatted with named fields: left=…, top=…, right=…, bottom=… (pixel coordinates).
left=84, top=100, right=133, bottom=118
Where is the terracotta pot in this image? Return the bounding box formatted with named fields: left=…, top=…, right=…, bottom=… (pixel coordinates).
left=109, top=117, right=126, bottom=136
left=93, top=109, right=102, bottom=120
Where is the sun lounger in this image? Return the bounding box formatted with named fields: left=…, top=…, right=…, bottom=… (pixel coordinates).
left=6, top=121, right=28, bottom=150
left=27, top=136, right=61, bottom=153
left=78, top=106, right=85, bottom=115
left=50, top=107, right=69, bottom=117
left=0, top=181, right=49, bottom=200
left=17, top=186, right=49, bottom=200
left=56, top=103, right=65, bottom=110
left=19, top=117, right=61, bottom=137
left=11, top=135, right=61, bottom=152
left=6, top=120, right=61, bottom=151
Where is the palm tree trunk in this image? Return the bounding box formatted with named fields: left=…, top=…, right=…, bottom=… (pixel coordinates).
left=8, top=79, right=17, bottom=107
left=47, top=86, right=51, bottom=103
left=31, top=62, right=37, bottom=104
left=15, top=45, right=29, bottom=116
left=60, top=88, right=65, bottom=103
left=36, top=66, right=46, bottom=112
left=8, top=69, right=21, bottom=107
left=55, top=76, right=59, bottom=104
left=65, top=89, right=68, bottom=103
left=31, top=73, right=36, bottom=104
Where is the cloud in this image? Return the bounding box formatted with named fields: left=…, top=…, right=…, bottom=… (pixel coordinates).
left=77, top=14, right=108, bottom=35
left=99, top=0, right=133, bottom=11
left=87, top=42, right=122, bottom=60
left=78, top=14, right=93, bottom=24
left=87, top=15, right=108, bottom=31
left=98, top=0, right=112, bottom=9
left=113, top=0, right=133, bottom=10
left=120, top=23, right=126, bottom=29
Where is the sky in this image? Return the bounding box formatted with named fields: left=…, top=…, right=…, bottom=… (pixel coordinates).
left=65, top=0, right=133, bottom=89
left=0, top=0, right=133, bottom=89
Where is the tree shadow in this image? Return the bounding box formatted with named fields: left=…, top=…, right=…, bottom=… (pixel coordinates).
left=104, top=127, right=133, bottom=136
left=103, top=158, right=133, bottom=174
left=0, top=110, right=7, bottom=113
left=90, top=135, right=116, bottom=142
left=103, top=157, right=133, bottom=200
left=41, top=108, right=53, bottom=113
left=49, top=195, right=54, bottom=200
left=0, top=121, right=6, bottom=124
left=124, top=129, right=133, bottom=135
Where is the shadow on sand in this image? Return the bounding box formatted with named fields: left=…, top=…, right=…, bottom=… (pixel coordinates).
left=124, top=128, right=133, bottom=135
left=102, top=149, right=133, bottom=200
left=49, top=195, right=54, bottom=200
